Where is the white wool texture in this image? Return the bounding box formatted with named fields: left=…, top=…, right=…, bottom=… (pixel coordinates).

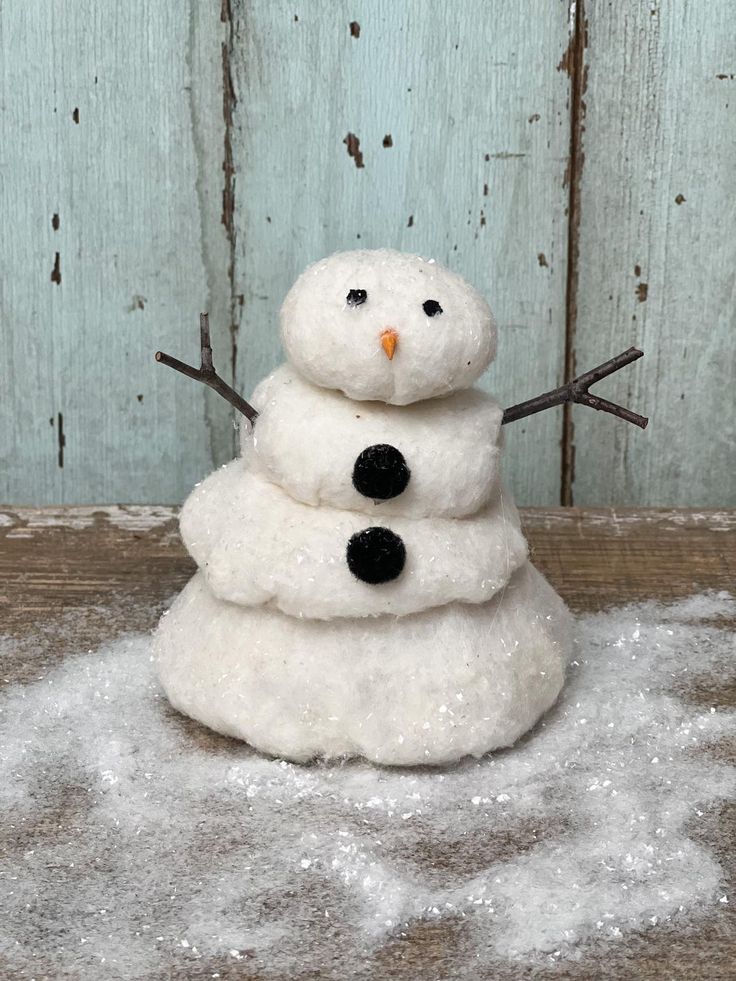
left=154, top=563, right=572, bottom=766
left=280, top=249, right=497, bottom=404
left=180, top=461, right=527, bottom=620
left=244, top=364, right=504, bottom=518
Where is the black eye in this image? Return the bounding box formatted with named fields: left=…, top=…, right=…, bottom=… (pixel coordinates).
left=423, top=299, right=443, bottom=317
left=347, top=289, right=367, bottom=307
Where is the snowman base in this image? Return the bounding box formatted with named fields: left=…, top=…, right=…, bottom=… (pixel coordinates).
left=154, top=563, right=572, bottom=766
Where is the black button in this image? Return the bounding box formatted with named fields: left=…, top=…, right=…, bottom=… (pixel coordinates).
left=352, top=444, right=410, bottom=500
left=346, top=527, right=406, bottom=584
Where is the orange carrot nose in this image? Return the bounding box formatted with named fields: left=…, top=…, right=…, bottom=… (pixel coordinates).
left=380, top=328, right=398, bottom=360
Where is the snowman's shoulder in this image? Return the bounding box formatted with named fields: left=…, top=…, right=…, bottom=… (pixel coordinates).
left=250, top=362, right=317, bottom=408
left=242, top=369, right=505, bottom=519
left=403, top=386, right=504, bottom=435
left=248, top=365, right=503, bottom=438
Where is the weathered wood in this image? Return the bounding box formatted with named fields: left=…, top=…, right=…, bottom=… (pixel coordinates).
left=228, top=0, right=573, bottom=505
left=0, top=2, right=233, bottom=505
left=570, top=0, right=736, bottom=506
left=0, top=506, right=733, bottom=979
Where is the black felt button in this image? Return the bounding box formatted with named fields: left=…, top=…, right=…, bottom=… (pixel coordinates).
left=352, top=444, right=410, bottom=500
left=346, top=527, right=406, bottom=584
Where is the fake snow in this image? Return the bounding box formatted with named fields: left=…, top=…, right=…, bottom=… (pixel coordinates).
left=1, top=593, right=734, bottom=976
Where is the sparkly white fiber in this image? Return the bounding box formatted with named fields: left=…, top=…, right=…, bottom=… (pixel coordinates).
left=179, top=462, right=527, bottom=620
left=1, top=593, right=733, bottom=976
left=280, top=249, right=497, bottom=404
left=155, top=563, right=569, bottom=765
left=245, top=363, right=504, bottom=519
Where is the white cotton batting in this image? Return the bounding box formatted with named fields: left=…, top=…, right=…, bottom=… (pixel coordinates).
left=280, top=249, right=497, bottom=404
left=179, top=461, right=527, bottom=620
left=243, top=364, right=504, bottom=519
left=154, top=562, right=571, bottom=766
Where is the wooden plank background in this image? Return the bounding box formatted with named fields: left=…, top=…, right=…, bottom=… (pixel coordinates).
left=0, top=1, right=233, bottom=504
left=0, top=1, right=733, bottom=507
left=572, top=0, right=736, bottom=506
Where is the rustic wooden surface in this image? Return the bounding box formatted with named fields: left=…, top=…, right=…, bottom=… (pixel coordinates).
left=0, top=506, right=734, bottom=978
left=571, top=0, right=736, bottom=506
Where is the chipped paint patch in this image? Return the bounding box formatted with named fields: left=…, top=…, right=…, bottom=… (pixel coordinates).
left=343, top=132, right=364, bottom=168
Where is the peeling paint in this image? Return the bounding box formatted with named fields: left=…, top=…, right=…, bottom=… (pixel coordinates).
left=557, top=35, right=574, bottom=76
left=557, top=8, right=588, bottom=75
left=128, top=294, right=146, bottom=312
left=675, top=194, right=686, bottom=204
left=51, top=213, right=60, bottom=231
left=72, top=107, right=79, bottom=124
left=561, top=1, right=588, bottom=506
left=221, top=46, right=235, bottom=239
left=636, top=282, right=648, bottom=302
left=51, top=252, right=61, bottom=285
left=528, top=113, right=541, bottom=123
left=57, top=412, right=65, bottom=468
left=407, top=215, right=414, bottom=228
left=343, top=132, right=364, bottom=168
left=634, top=264, right=641, bottom=277
left=221, top=0, right=239, bottom=385
left=349, top=21, right=360, bottom=38
left=538, top=252, right=548, bottom=267
left=382, top=134, right=393, bottom=148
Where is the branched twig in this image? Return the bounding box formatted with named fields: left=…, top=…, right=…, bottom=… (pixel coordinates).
left=155, top=314, right=258, bottom=424
left=502, top=347, right=648, bottom=429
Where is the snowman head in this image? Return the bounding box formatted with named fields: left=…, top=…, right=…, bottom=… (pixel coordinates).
left=280, top=249, right=497, bottom=404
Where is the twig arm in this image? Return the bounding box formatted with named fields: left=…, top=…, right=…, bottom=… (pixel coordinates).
left=573, top=346, right=644, bottom=389
left=155, top=314, right=259, bottom=425
left=502, top=346, right=648, bottom=430
left=500, top=385, right=569, bottom=425
left=575, top=392, right=648, bottom=429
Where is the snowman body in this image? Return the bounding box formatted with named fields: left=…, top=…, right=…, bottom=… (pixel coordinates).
left=154, top=250, right=572, bottom=765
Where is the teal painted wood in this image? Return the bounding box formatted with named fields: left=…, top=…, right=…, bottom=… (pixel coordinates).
left=229, top=0, right=574, bottom=506
left=0, top=2, right=233, bottom=505
left=571, top=1, right=736, bottom=506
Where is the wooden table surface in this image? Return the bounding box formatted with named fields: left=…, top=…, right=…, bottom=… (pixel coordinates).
left=1, top=505, right=734, bottom=979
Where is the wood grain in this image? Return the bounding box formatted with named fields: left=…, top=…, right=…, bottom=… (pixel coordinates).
left=570, top=0, right=736, bottom=506
left=228, top=0, right=573, bottom=506
left=0, top=506, right=733, bottom=979
left=0, top=2, right=233, bottom=505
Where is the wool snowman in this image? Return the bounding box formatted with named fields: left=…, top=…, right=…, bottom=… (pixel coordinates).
left=154, top=249, right=647, bottom=766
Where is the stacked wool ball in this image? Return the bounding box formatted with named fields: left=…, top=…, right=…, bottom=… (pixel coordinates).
left=154, top=250, right=572, bottom=766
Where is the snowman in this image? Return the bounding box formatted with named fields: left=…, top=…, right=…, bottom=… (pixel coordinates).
left=154, top=249, right=646, bottom=766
